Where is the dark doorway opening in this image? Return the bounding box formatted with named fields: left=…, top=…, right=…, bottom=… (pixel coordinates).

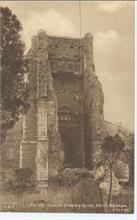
left=58, top=105, right=81, bottom=168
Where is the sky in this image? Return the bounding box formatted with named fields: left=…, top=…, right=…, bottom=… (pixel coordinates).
left=1, top=1, right=135, bottom=130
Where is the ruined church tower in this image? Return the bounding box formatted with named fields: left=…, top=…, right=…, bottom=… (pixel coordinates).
left=20, top=30, right=104, bottom=188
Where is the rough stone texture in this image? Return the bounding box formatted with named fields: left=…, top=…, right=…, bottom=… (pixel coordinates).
left=114, top=159, right=129, bottom=181
left=47, top=99, right=64, bottom=177
left=46, top=36, right=85, bottom=167
left=83, top=33, right=105, bottom=168
left=72, top=178, right=104, bottom=213
left=20, top=30, right=64, bottom=187
left=2, top=31, right=105, bottom=187
left=20, top=31, right=105, bottom=181
left=20, top=36, right=38, bottom=174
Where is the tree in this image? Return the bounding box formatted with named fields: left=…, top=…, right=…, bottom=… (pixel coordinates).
left=0, top=7, right=29, bottom=143
left=124, top=133, right=134, bottom=186
left=102, top=134, right=125, bottom=206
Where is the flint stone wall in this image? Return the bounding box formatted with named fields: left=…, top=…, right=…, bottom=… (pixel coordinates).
left=20, top=30, right=64, bottom=185
left=83, top=33, right=104, bottom=168
left=19, top=30, right=104, bottom=184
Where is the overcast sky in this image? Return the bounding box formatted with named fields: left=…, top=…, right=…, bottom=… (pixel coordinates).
left=1, top=1, right=135, bottom=130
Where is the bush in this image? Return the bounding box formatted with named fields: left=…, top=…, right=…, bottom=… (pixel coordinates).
left=14, top=168, right=33, bottom=192
left=52, top=168, right=94, bottom=186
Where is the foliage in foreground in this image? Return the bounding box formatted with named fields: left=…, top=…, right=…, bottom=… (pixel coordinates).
left=1, top=7, right=30, bottom=143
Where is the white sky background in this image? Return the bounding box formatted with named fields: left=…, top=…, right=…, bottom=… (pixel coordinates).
left=1, top=1, right=135, bottom=130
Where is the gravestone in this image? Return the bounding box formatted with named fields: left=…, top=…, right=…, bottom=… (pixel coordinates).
left=72, top=178, right=104, bottom=213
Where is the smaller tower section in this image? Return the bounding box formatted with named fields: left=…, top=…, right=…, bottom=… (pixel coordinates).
left=83, top=33, right=104, bottom=169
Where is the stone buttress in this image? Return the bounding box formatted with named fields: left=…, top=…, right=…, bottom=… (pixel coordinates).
left=20, top=30, right=63, bottom=188
left=82, top=33, right=105, bottom=168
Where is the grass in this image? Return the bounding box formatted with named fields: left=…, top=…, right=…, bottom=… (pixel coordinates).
left=0, top=181, right=134, bottom=213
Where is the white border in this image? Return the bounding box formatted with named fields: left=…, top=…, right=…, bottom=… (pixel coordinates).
left=0, top=1, right=136, bottom=220
left=0, top=213, right=136, bottom=220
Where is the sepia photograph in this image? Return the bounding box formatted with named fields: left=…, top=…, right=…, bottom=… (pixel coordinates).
left=0, top=0, right=135, bottom=218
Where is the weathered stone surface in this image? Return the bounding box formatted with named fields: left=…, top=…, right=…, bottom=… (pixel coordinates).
left=114, top=159, right=129, bottom=181
left=20, top=30, right=64, bottom=187
left=83, top=33, right=105, bottom=168
left=17, top=31, right=105, bottom=183
left=72, top=178, right=104, bottom=213
left=20, top=141, right=37, bottom=175
left=2, top=31, right=105, bottom=185
left=37, top=31, right=64, bottom=183
left=47, top=101, right=64, bottom=177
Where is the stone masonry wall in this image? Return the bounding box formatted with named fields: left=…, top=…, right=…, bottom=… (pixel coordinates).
left=20, top=37, right=38, bottom=174
left=20, top=30, right=64, bottom=186
left=20, top=31, right=105, bottom=184
left=47, top=35, right=84, bottom=167
left=47, top=36, right=82, bottom=74
left=83, top=33, right=105, bottom=169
